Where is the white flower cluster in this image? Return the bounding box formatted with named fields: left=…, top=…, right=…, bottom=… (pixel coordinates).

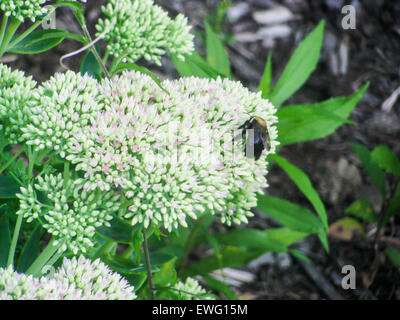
left=173, top=277, right=215, bottom=300
left=0, top=63, right=37, bottom=143
left=16, top=173, right=119, bottom=254
left=21, top=71, right=101, bottom=157
left=19, top=69, right=278, bottom=233
left=51, top=71, right=277, bottom=230
left=0, top=0, right=48, bottom=22
left=95, top=0, right=194, bottom=65
left=0, top=256, right=136, bottom=300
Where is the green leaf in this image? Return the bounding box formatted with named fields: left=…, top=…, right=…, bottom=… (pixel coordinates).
left=96, top=215, right=133, bottom=243
left=0, top=213, right=11, bottom=268
left=276, top=83, right=368, bottom=145
left=131, top=224, right=143, bottom=264
left=345, top=199, right=378, bottom=223
left=51, top=1, right=83, bottom=11
left=213, top=228, right=308, bottom=252
left=202, top=274, right=238, bottom=300
left=124, top=273, right=147, bottom=292
left=268, top=20, right=325, bottom=106
left=329, top=217, right=365, bottom=241
left=17, top=224, right=42, bottom=272
left=257, top=194, right=324, bottom=234
left=153, top=256, right=177, bottom=287
left=350, top=142, right=386, bottom=196
left=383, top=185, right=400, bottom=225
left=289, top=249, right=312, bottom=264
left=0, top=204, right=7, bottom=217
left=258, top=52, right=272, bottom=98
left=80, top=50, right=102, bottom=80
left=113, top=63, right=169, bottom=94
left=183, top=246, right=263, bottom=277
left=205, top=20, right=230, bottom=77
left=371, top=145, right=400, bottom=177
left=270, top=154, right=328, bottom=229
left=150, top=252, right=176, bottom=266
left=205, top=233, right=223, bottom=271
left=317, top=229, right=330, bottom=253
left=103, top=255, right=159, bottom=275
left=266, top=227, right=310, bottom=247
left=101, top=256, right=149, bottom=291
left=171, top=52, right=225, bottom=79
left=385, top=248, right=400, bottom=271
left=8, top=29, right=68, bottom=54
left=0, top=176, right=21, bottom=198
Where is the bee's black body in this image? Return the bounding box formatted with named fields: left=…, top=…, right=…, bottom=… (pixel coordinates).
left=238, top=116, right=270, bottom=160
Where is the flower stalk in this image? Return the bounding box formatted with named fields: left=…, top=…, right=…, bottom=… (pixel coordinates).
left=142, top=228, right=155, bottom=299
left=25, top=237, right=63, bottom=276
left=6, top=214, right=23, bottom=267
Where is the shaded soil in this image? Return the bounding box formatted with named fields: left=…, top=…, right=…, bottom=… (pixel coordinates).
left=4, top=0, right=400, bottom=299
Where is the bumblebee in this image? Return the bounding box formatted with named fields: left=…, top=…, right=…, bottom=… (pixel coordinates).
left=238, top=116, right=270, bottom=160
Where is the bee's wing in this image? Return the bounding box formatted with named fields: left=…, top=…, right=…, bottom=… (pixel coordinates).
left=254, top=130, right=270, bottom=151
left=261, top=131, right=271, bottom=151
left=253, top=129, right=263, bottom=144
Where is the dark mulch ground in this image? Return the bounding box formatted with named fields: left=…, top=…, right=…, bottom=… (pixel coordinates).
left=4, top=0, right=400, bottom=299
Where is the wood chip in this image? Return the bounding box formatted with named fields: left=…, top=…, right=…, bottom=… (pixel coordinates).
left=256, top=24, right=292, bottom=39
left=381, top=85, right=400, bottom=112
left=253, top=6, right=294, bottom=25
left=227, top=2, right=250, bottom=23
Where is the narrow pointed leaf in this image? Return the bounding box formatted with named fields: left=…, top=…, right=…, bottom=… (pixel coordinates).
left=257, top=194, right=324, bottom=234
left=8, top=29, right=68, bottom=54
left=172, top=52, right=225, bottom=79
left=205, top=20, right=230, bottom=77
left=371, top=145, right=400, bottom=177
left=350, top=142, right=386, bottom=196
left=270, top=154, right=328, bottom=229
left=17, top=224, right=42, bottom=272
left=276, top=83, right=368, bottom=145
left=269, top=20, right=325, bottom=106
left=258, top=52, right=272, bottom=98
left=0, top=213, right=11, bottom=268
left=80, top=50, right=102, bottom=80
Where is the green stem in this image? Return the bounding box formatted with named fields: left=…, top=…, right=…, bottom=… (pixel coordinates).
left=7, top=214, right=23, bottom=267
left=44, top=246, right=64, bottom=269
left=80, top=23, right=110, bottom=79
left=0, top=18, right=21, bottom=57
left=92, top=239, right=116, bottom=259
left=27, top=146, right=37, bottom=181
left=102, top=49, right=110, bottom=65
left=142, top=228, right=155, bottom=299
left=0, top=147, right=24, bottom=175
left=109, top=56, right=124, bottom=75
left=120, top=245, right=134, bottom=259
left=0, top=15, right=9, bottom=50
left=26, top=238, right=62, bottom=276
left=35, top=148, right=49, bottom=164
left=63, top=161, right=70, bottom=188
